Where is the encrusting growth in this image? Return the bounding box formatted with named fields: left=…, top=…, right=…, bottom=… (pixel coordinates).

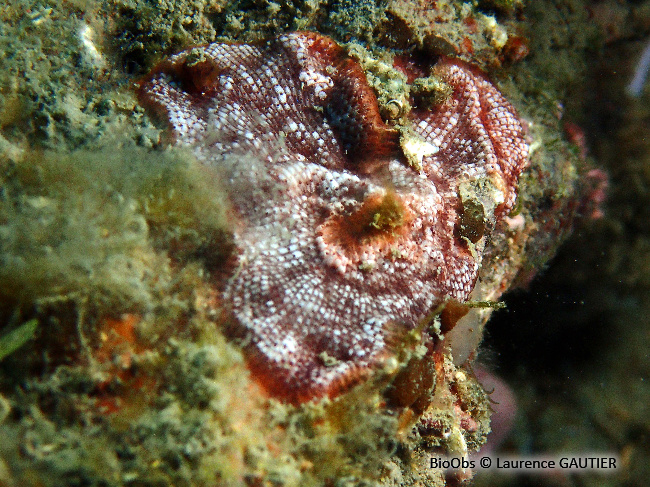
left=138, top=31, right=529, bottom=404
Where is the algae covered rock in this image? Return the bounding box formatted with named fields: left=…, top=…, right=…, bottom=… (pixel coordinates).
left=0, top=1, right=626, bottom=486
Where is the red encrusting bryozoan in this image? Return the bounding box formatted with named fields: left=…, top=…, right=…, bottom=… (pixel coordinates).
left=138, top=32, right=528, bottom=404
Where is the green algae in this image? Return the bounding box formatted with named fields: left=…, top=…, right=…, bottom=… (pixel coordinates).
left=214, top=0, right=325, bottom=42
left=0, top=0, right=114, bottom=148
left=0, top=144, right=229, bottom=312
left=0, top=319, right=38, bottom=361
left=110, top=0, right=226, bottom=73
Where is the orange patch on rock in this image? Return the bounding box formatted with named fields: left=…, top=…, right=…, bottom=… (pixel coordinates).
left=93, top=314, right=156, bottom=415
left=319, top=191, right=411, bottom=252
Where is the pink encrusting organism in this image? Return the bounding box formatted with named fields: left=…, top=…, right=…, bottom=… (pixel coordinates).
left=138, top=32, right=529, bottom=404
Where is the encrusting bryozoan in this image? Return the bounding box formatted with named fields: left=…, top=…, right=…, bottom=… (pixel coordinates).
left=138, top=32, right=529, bottom=403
